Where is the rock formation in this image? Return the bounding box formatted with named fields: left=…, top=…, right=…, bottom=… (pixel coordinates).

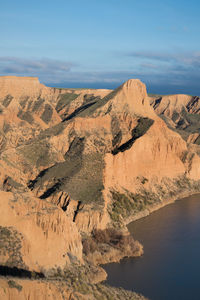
left=1, top=76, right=200, bottom=299
left=150, top=93, right=200, bottom=144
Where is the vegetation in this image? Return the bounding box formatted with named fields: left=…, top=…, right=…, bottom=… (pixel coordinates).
left=83, top=94, right=100, bottom=104
left=55, top=92, right=79, bottom=113
left=111, top=116, right=122, bottom=147
left=179, top=108, right=200, bottom=133
left=41, top=104, right=53, bottom=124
left=8, top=280, right=22, bottom=292
left=19, top=96, right=29, bottom=109
left=0, top=226, right=24, bottom=269
left=32, top=97, right=45, bottom=112
left=78, top=85, right=122, bottom=118
left=2, top=94, right=13, bottom=107
left=3, top=176, right=24, bottom=191
left=17, top=139, right=54, bottom=167
left=159, top=106, right=200, bottom=144
left=38, top=122, right=65, bottom=139
left=110, top=189, right=160, bottom=223
left=54, top=263, right=146, bottom=299
left=109, top=175, right=200, bottom=226
left=17, top=110, right=34, bottom=125
left=82, top=228, right=139, bottom=257
left=28, top=136, right=104, bottom=204
left=71, top=281, right=145, bottom=300
left=3, top=122, right=11, bottom=134
left=112, top=118, right=154, bottom=154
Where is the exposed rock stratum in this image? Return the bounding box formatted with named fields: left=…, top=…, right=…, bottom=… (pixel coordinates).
left=0, top=76, right=200, bottom=300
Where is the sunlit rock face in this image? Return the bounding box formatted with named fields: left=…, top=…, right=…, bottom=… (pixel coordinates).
left=1, top=76, right=200, bottom=284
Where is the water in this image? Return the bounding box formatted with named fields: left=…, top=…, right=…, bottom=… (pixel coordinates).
left=103, top=194, right=200, bottom=300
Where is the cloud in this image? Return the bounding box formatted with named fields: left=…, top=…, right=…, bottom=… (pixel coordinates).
left=0, top=56, right=76, bottom=77
left=126, top=51, right=177, bottom=62
left=126, top=51, right=200, bottom=67
left=121, top=50, right=200, bottom=94
left=140, top=63, right=158, bottom=70
left=1, top=54, right=200, bottom=95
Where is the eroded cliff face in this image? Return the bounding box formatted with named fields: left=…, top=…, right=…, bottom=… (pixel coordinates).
left=1, top=76, right=200, bottom=299
left=2, top=77, right=200, bottom=231
left=0, top=76, right=110, bottom=152
left=149, top=93, right=200, bottom=145
left=0, top=191, right=82, bottom=273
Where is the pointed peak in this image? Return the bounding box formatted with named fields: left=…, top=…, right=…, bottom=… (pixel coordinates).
left=121, top=79, right=147, bottom=96
left=108, top=79, right=155, bottom=118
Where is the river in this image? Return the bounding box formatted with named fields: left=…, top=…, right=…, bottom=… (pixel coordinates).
left=103, top=194, right=200, bottom=300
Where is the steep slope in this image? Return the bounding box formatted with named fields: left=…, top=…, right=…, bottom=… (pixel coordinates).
left=1, top=76, right=200, bottom=299
left=150, top=94, right=200, bottom=144
left=0, top=191, right=82, bottom=273
left=21, top=79, right=200, bottom=230
left=0, top=77, right=113, bottom=275
left=0, top=76, right=110, bottom=152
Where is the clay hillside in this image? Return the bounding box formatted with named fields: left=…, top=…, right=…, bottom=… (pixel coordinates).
left=0, top=76, right=200, bottom=300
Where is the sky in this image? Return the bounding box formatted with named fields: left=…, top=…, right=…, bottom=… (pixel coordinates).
left=1, top=0, right=200, bottom=94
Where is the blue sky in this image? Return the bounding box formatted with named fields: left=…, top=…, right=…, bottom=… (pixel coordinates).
left=1, top=0, right=200, bottom=94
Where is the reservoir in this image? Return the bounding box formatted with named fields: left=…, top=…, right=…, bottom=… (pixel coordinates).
left=104, top=194, right=200, bottom=300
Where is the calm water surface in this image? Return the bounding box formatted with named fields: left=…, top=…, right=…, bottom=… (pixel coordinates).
left=104, top=194, right=200, bottom=300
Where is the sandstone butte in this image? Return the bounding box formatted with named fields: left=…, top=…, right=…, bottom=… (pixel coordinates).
left=0, top=76, right=200, bottom=299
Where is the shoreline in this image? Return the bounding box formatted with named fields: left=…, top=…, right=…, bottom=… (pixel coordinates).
left=100, top=190, right=200, bottom=273
left=125, top=190, right=200, bottom=226
left=102, top=191, right=200, bottom=300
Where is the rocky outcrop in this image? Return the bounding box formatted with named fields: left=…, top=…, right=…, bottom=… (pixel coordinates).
left=6, top=77, right=199, bottom=230
left=150, top=94, right=200, bottom=144
left=0, top=76, right=109, bottom=152
left=0, top=191, right=83, bottom=273
left=1, top=76, right=200, bottom=299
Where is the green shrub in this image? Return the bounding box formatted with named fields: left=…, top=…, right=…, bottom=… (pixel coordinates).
left=8, top=280, right=22, bottom=292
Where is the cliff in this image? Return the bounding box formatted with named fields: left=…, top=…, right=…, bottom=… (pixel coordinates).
left=0, top=76, right=110, bottom=151
left=25, top=78, right=200, bottom=228
left=0, top=191, right=83, bottom=273
left=1, top=76, right=200, bottom=299
left=149, top=93, right=200, bottom=144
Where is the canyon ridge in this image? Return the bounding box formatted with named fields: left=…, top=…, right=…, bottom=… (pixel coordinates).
left=0, top=76, right=200, bottom=300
